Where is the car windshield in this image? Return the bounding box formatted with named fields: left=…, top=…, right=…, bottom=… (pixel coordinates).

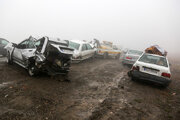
left=128, top=50, right=143, bottom=55
left=139, top=53, right=168, bottom=67
left=68, top=41, right=80, bottom=50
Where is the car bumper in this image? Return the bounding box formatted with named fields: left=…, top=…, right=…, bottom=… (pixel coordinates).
left=130, top=70, right=171, bottom=86
left=96, top=52, right=119, bottom=57
left=122, top=59, right=136, bottom=65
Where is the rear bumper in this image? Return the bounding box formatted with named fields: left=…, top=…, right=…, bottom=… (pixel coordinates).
left=130, top=70, right=171, bottom=86
left=122, top=59, right=135, bottom=65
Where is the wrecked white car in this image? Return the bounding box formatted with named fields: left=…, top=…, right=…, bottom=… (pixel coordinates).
left=66, top=39, right=96, bottom=62
left=5, top=36, right=74, bottom=76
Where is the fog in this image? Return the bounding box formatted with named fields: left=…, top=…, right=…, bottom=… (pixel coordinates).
left=0, top=0, right=179, bottom=55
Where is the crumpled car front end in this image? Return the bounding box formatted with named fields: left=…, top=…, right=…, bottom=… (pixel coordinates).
left=32, top=37, right=74, bottom=76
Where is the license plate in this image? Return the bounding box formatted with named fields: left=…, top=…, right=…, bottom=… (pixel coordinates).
left=144, top=68, right=157, bottom=74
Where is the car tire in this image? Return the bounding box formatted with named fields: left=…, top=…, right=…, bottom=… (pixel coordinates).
left=127, top=71, right=132, bottom=77
left=161, top=84, right=169, bottom=88
left=131, top=76, right=136, bottom=81
left=92, top=52, right=96, bottom=59
left=7, top=52, right=12, bottom=65
left=122, top=61, right=125, bottom=66
left=116, top=53, right=120, bottom=59
left=28, top=65, right=37, bottom=77
left=103, top=52, right=108, bottom=59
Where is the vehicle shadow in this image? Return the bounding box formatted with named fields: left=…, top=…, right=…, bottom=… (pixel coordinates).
left=131, top=78, right=168, bottom=90
left=122, top=63, right=133, bottom=69
left=5, top=62, right=70, bottom=82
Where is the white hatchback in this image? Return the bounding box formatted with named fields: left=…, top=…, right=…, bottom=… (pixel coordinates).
left=128, top=53, right=171, bottom=87
left=67, top=40, right=96, bottom=62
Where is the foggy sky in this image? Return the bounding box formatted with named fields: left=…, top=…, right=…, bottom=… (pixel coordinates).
left=0, top=0, right=180, bottom=55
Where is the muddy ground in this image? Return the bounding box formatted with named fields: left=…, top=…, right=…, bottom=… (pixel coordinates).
left=0, top=56, right=180, bottom=120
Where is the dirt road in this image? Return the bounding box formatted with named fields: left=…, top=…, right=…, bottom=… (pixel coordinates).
left=0, top=57, right=180, bottom=120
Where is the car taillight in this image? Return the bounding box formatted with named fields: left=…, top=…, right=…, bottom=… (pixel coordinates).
left=161, top=73, right=171, bottom=78
left=126, top=57, right=132, bottom=59
left=132, top=66, right=139, bottom=71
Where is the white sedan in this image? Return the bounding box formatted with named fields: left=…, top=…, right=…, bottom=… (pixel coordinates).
left=67, top=40, right=96, bottom=62
left=128, top=53, right=171, bottom=87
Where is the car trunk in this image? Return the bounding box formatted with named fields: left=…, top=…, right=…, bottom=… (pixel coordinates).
left=137, top=61, right=169, bottom=76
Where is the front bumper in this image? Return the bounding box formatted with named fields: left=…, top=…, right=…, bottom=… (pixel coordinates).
left=71, top=58, right=82, bottom=63
left=130, top=70, right=171, bottom=86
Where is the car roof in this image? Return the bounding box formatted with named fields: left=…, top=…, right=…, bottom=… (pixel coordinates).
left=69, top=39, right=88, bottom=44
left=143, top=52, right=166, bottom=58
left=0, top=38, right=8, bottom=42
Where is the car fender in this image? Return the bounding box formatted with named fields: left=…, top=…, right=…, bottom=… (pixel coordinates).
left=4, top=42, right=14, bottom=57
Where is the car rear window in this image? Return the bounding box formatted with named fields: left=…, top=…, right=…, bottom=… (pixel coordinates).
left=128, top=50, right=143, bottom=55
left=139, top=53, right=168, bottom=67
left=68, top=41, right=80, bottom=50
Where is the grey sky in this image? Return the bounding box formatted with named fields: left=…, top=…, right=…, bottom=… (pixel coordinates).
left=0, top=0, right=179, bottom=54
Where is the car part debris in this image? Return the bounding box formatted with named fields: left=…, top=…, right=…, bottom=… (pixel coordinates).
left=145, top=45, right=167, bottom=56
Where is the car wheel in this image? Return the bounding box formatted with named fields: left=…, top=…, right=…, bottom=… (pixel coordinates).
left=131, top=76, right=136, bottom=81
left=161, top=84, right=169, bottom=88
left=7, top=52, right=12, bottom=64
left=127, top=71, right=132, bottom=77
left=116, top=53, right=120, bottom=59
left=103, top=52, right=108, bottom=59
left=92, top=52, right=96, bottom=59
left=28, top=65, right=37, bottom=76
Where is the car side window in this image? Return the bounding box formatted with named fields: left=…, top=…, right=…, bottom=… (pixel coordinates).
left=18, top=40, right=29, bottom=49
left=82, top=44, right=87, bottom=51
left=27, top=40, right=35, bottom=48
left=35, top=38, right=45, bottom=52
left=86, top=44, right=93, bottom=50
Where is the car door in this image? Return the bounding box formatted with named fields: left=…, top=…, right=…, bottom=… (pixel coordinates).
left=13, top=40, right=36, bottom=65
left=81, top=44, right=89, bottom=60
left=13, top=40, right=28, bottom=63
left=86, top=44, right=94, bottom=58
left=21, top=40, right=36, bottom=59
